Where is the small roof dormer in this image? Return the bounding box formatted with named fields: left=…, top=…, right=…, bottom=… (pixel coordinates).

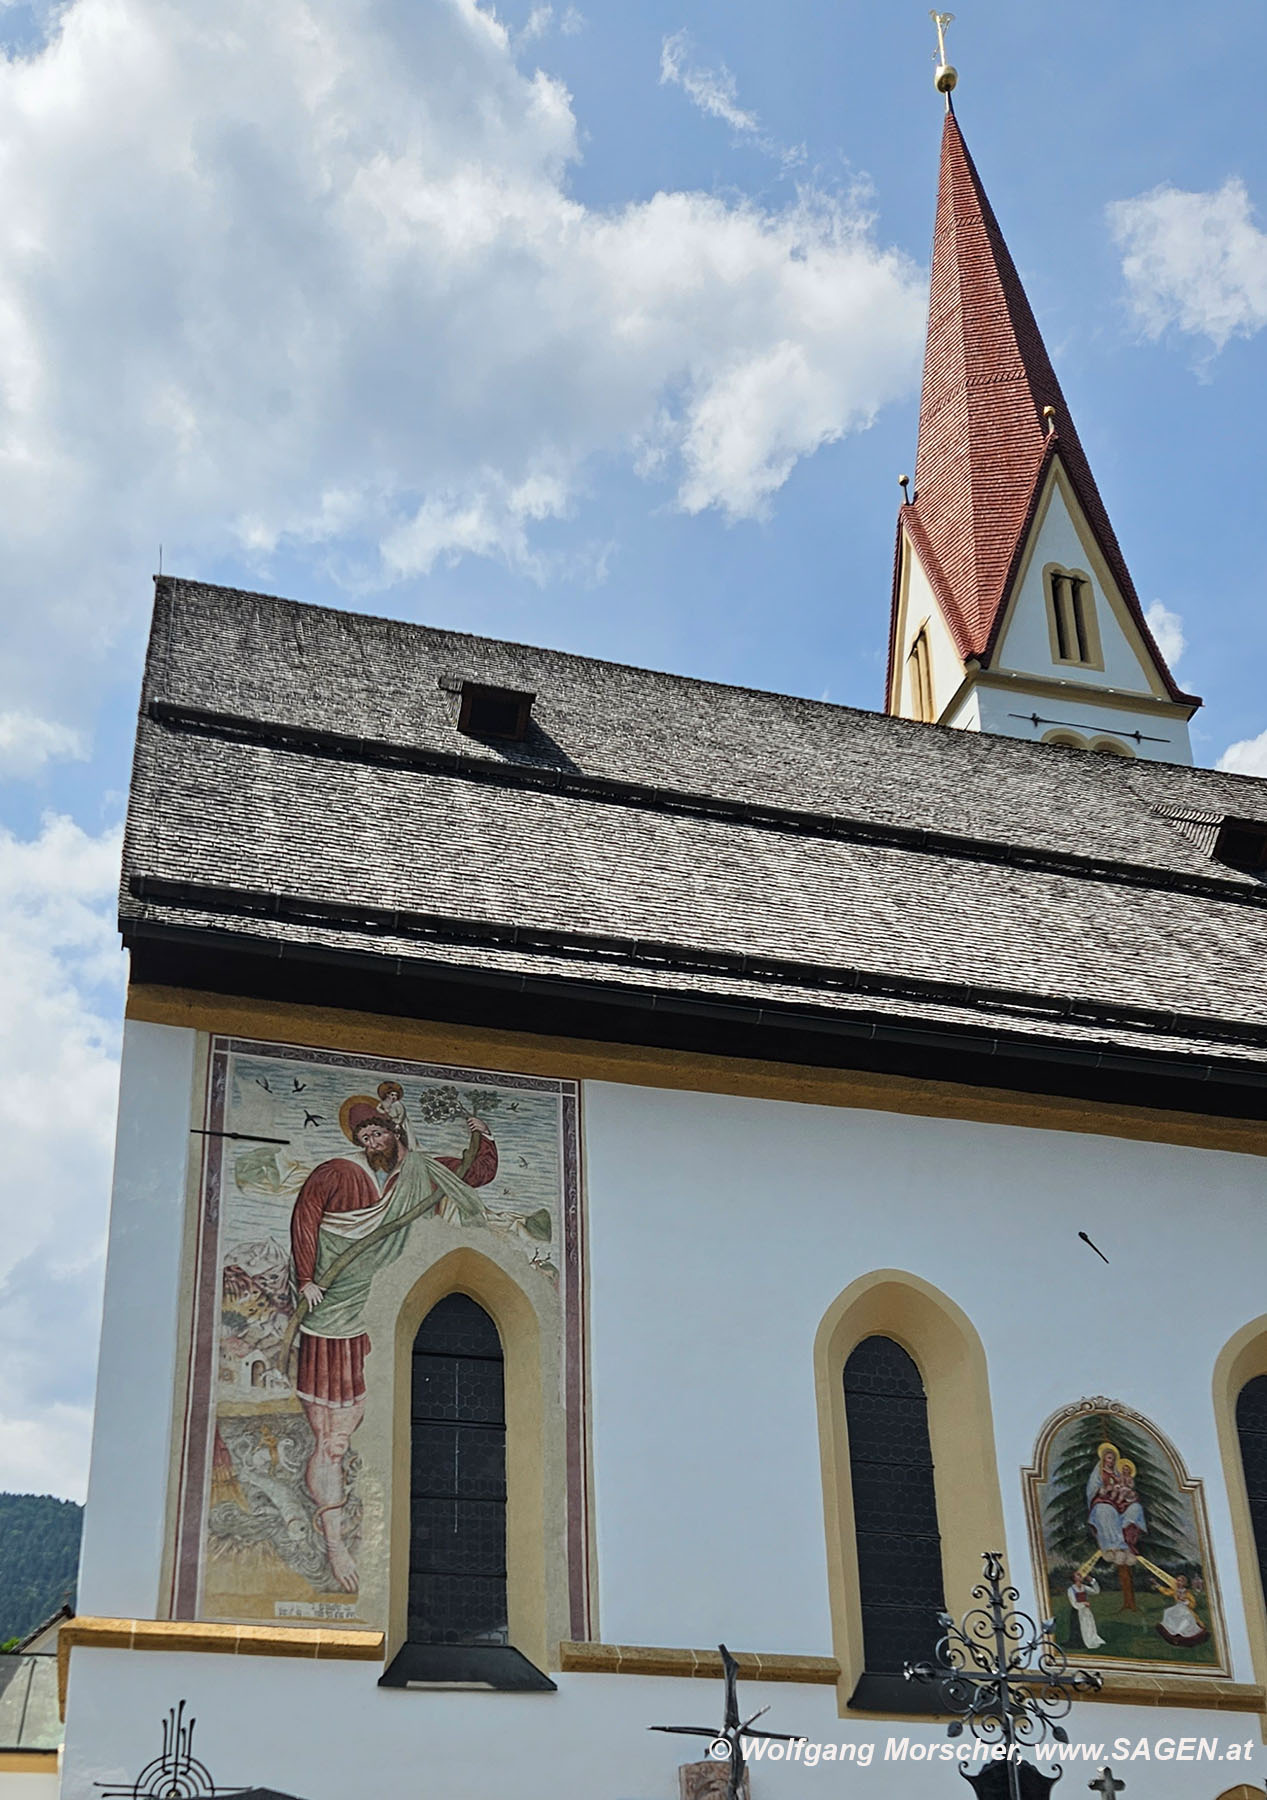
left=886, top=72, right=1200, bottom=764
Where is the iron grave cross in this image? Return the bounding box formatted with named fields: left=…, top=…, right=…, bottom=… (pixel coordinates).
left=1088, top=1770, right=1126, bottom=1798
left=650, top=1646, right=806, bottom=1800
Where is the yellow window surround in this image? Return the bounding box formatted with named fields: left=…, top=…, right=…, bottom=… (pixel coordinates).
left=1045, top=563, right=1104, bottom=671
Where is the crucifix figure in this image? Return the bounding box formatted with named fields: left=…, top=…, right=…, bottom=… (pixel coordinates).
left=650, top=1646, right=806, bottom=1800
left=1088, top=1770, right=1126, bottom=1797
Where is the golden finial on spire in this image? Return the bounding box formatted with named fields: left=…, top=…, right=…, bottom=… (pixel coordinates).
left=930, top=11, right=958, bottom=98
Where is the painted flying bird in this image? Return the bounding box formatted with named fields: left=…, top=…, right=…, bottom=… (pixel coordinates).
left=292, top=1079, right=306, bottom=1092
left=255, top=1077, right=272, bottom=1092
left=303, top=1111, right=323, bottom=1129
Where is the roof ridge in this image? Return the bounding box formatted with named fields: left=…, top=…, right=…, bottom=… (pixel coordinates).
left=153, top=574, right=893, bottom=726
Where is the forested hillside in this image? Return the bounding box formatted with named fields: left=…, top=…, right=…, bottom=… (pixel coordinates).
left=0, top=1493, right=82, bottom=1644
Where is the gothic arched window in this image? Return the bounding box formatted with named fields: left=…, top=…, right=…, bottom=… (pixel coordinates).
left=843, top=1335, right=945, bottom=1686
left=1235, top=1374, right=1267, bottom=1615
left=408, top=1293, right=508, bottom=1648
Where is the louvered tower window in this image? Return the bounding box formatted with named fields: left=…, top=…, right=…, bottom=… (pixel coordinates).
left=408, top=1293, right=508, bottom=1647
left=843, top=1335, right=945, bottom=1679
left=1235, top=1374, right=1267, bottom=1616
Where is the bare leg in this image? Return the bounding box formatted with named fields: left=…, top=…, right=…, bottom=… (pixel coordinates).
left=301, top=1397, right=365, bottom=1592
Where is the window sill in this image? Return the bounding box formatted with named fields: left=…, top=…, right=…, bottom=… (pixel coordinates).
left=847, top=1672, right=948, bottom=1715
left=378, top=1644, right=555, bottom=1692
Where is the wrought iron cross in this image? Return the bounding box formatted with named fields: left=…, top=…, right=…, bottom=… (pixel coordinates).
left=650, top=1645, right=805, bottom=1800
left=1088, top=1771, right=1126, bottom=1798
left=905, top=1552, right=1103, bottom=1800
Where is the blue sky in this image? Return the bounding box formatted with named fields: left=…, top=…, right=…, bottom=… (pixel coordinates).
left=2, top=0, right=1266, bottom=1498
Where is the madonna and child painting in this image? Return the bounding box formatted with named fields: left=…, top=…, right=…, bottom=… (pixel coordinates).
left=1023, top=1399, right=1228, bottom=1674
left=170, top=1037, right=581, bottom=1627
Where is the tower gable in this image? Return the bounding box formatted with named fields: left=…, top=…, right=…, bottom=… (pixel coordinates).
left=991, top=456, right=1171, bottom=698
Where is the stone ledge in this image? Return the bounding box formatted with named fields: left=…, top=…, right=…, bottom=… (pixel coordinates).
left=1074, top=1670, right=1265, bottom=1713
left=558, top=1642, right=840, bottom=1684
left=0, top=1751, right=59, bottom=1773
left=557, top=1645, right=1266, bottom=1714
left=58, top=1616, right=386, bottom=1713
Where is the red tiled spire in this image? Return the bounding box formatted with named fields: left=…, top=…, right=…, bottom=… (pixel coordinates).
left=902, top=106, right=1187, bottom=698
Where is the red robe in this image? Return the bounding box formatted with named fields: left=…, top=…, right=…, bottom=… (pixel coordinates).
left=290, top=1134, right=498, bottom=1405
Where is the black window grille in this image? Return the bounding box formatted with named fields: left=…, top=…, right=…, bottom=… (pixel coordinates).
left=408, top=1293, right=508, bottom=1647
left=843, top=1335, right=945, bottom=1675
left=1236, top=1374, right=1267, bottom=1609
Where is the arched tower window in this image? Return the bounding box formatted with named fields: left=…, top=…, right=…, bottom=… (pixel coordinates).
left=842, top=1335, right=945, bottom=1682
left=1045, top=566, right=1103, bottom=670
left=907, top=630, right=935, bottom=722
left=1235, top=1374, right=1267, bottom=1618
left=408, top=1293, right=508, bottom=1647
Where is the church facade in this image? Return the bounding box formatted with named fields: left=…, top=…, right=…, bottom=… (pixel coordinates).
left=53, top=82, right=1267, bottom=1800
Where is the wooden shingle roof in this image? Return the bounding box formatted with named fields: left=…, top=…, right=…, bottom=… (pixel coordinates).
left=120, top=579, right=1267, bottom=1109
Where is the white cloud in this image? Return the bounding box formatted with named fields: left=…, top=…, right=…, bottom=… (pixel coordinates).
left=1217, top=729, right=1267, bottom=779
left=1109, top=178, right=1267, bottom=350
left=520, top=5, right=553, bottom=41
left=518, top=6, right=582, bottom=44
left=1144, top=601, right=1185, bottom=671
left=0, top=815, right=124, bottom=1499
left=659, top=29, right=760, bottom=135
left=0, top=0, right=924, bottom=752
left=0, top=711, right=86, bottom=776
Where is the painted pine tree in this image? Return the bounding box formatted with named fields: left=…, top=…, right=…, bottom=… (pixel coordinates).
left=1044, top=1411, right=1189, bottom=1573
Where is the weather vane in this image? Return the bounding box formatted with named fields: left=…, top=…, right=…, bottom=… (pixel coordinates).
left=930, top=10, right=958, bottom=97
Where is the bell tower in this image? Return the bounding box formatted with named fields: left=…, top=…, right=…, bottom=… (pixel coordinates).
left=886, top=26, right=1200, bottom=762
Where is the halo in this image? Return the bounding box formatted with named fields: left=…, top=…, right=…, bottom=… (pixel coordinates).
left=1117, top=1458, right=1136, bottom=1479
left=1097, top=1441, right=1119, bottom=1460
left=339, top=1094, right=383, bottom=1142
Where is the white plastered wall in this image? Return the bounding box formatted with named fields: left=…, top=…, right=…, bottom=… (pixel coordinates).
left=59, top=1649, right=1264, bottom=1800
left=76, top=1022, right=196, bottom=1619
left=63, top=1044, right=1267, bottom=1799
left=972, top=683, right=1194, bottom=763
left=582, top=1083, right=1261, bottom=1669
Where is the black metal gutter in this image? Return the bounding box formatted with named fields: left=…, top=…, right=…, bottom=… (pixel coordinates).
left=125, top=873, right=1267, bottom=1057
left=122, top=918, right=1267, bottom=1118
